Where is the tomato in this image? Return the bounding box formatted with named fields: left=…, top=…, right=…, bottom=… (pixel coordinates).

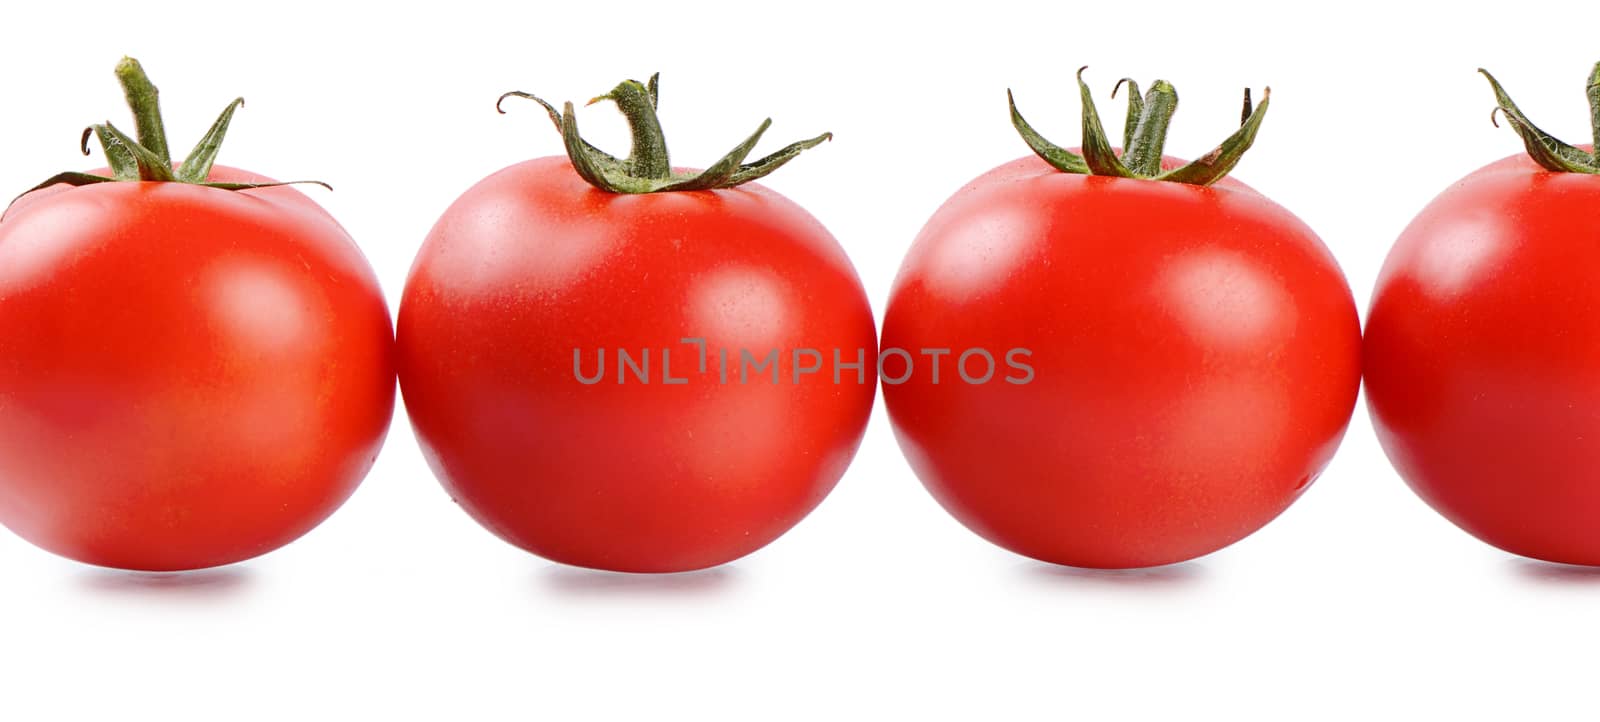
left=1365, top=65, right=1600, bottom=565
left=881, top=73, right=1361, bottom=568
left=0, top=59, right=394, bottom=571
left=397, top=76, right=875, bottom=573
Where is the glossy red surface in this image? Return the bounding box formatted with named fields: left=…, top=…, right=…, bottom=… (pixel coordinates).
left=883, top=155, right=1361, bottom=568
left=0, top=166, right=395, bottom=570
left=1366, top=150, right=1600, bottom=565
left=398, top=157, right=876, bottom=573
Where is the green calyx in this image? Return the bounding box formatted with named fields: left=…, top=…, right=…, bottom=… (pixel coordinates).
left=19, top=57, right=329, bottom=199
left=1480, top=61, right=1600, bottom=173
left=1008, top=67, right=1271, bottom=186
left=496, top=73, right=832, bottom=193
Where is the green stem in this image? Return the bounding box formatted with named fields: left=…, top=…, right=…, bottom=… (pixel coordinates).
left=1011, top=67, right=1268, bottom=186
left=1587, top=61, right=1600, bottom=160
left=1112, top=78, right=1144, bottom=151
left=1122, top=80, right=1178, bottom=176
left=99, top=122, right=173, bottom=181
left=593, top=77, right=671, bottom=179
left=1008, top=89, right=1089, bottom=174
left=1077, top=68, right=1133, bottom=177
left=12, top=56, right=330, bottom=206
left=176, top=98, right=245, bottom=183
left=498, top=73, right=831, bottom=194
left=1154, top=88, right=1269, bottom=185
left=113, top=57, right=171, bottom=166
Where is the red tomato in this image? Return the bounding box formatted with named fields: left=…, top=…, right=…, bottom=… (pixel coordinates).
left=398, top=152, right=876, bottom=572
left=882, top=152, right=1361, bottom=568
left=1365, top=149, right=1600, bottom=564
left=0, top=165, right=395, bottom=571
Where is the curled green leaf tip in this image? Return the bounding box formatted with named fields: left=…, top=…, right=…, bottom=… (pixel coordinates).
left=1479, top=64, right=1600, bottom=173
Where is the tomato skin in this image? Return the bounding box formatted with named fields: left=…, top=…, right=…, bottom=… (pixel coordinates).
left=1365, top=150, right=1600, bottom=565
left=397, top=156, right=876, bottom=573
left=882, top=155, right=1361, bottom=569
left=0, top=166, right=395, bottom=571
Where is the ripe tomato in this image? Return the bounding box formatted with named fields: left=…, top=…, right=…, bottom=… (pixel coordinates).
left=1365, top=65, right=1600, bottom=565
left=882, top=73, right=1361, bottom=568
left=397, top=75, right=875, bottom=573
left=0, top=60, right=394, bottom=571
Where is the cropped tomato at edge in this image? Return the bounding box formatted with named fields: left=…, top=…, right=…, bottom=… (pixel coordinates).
left=1365, top=63, right=1600, bottom=566
left=0, top=59, right=394, bottom=571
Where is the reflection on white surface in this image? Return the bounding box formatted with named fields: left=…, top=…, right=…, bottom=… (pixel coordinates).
left=1022, top=560, right=1209, bottom=590
left=538, top=565, right=741, bottom=599
left=77, top=566, right=254, bottom=600
left=1509, top=558, right=1600, bottom=586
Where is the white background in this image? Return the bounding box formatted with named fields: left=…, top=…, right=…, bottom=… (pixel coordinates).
left=3, top=1, right=1597, bottom=719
